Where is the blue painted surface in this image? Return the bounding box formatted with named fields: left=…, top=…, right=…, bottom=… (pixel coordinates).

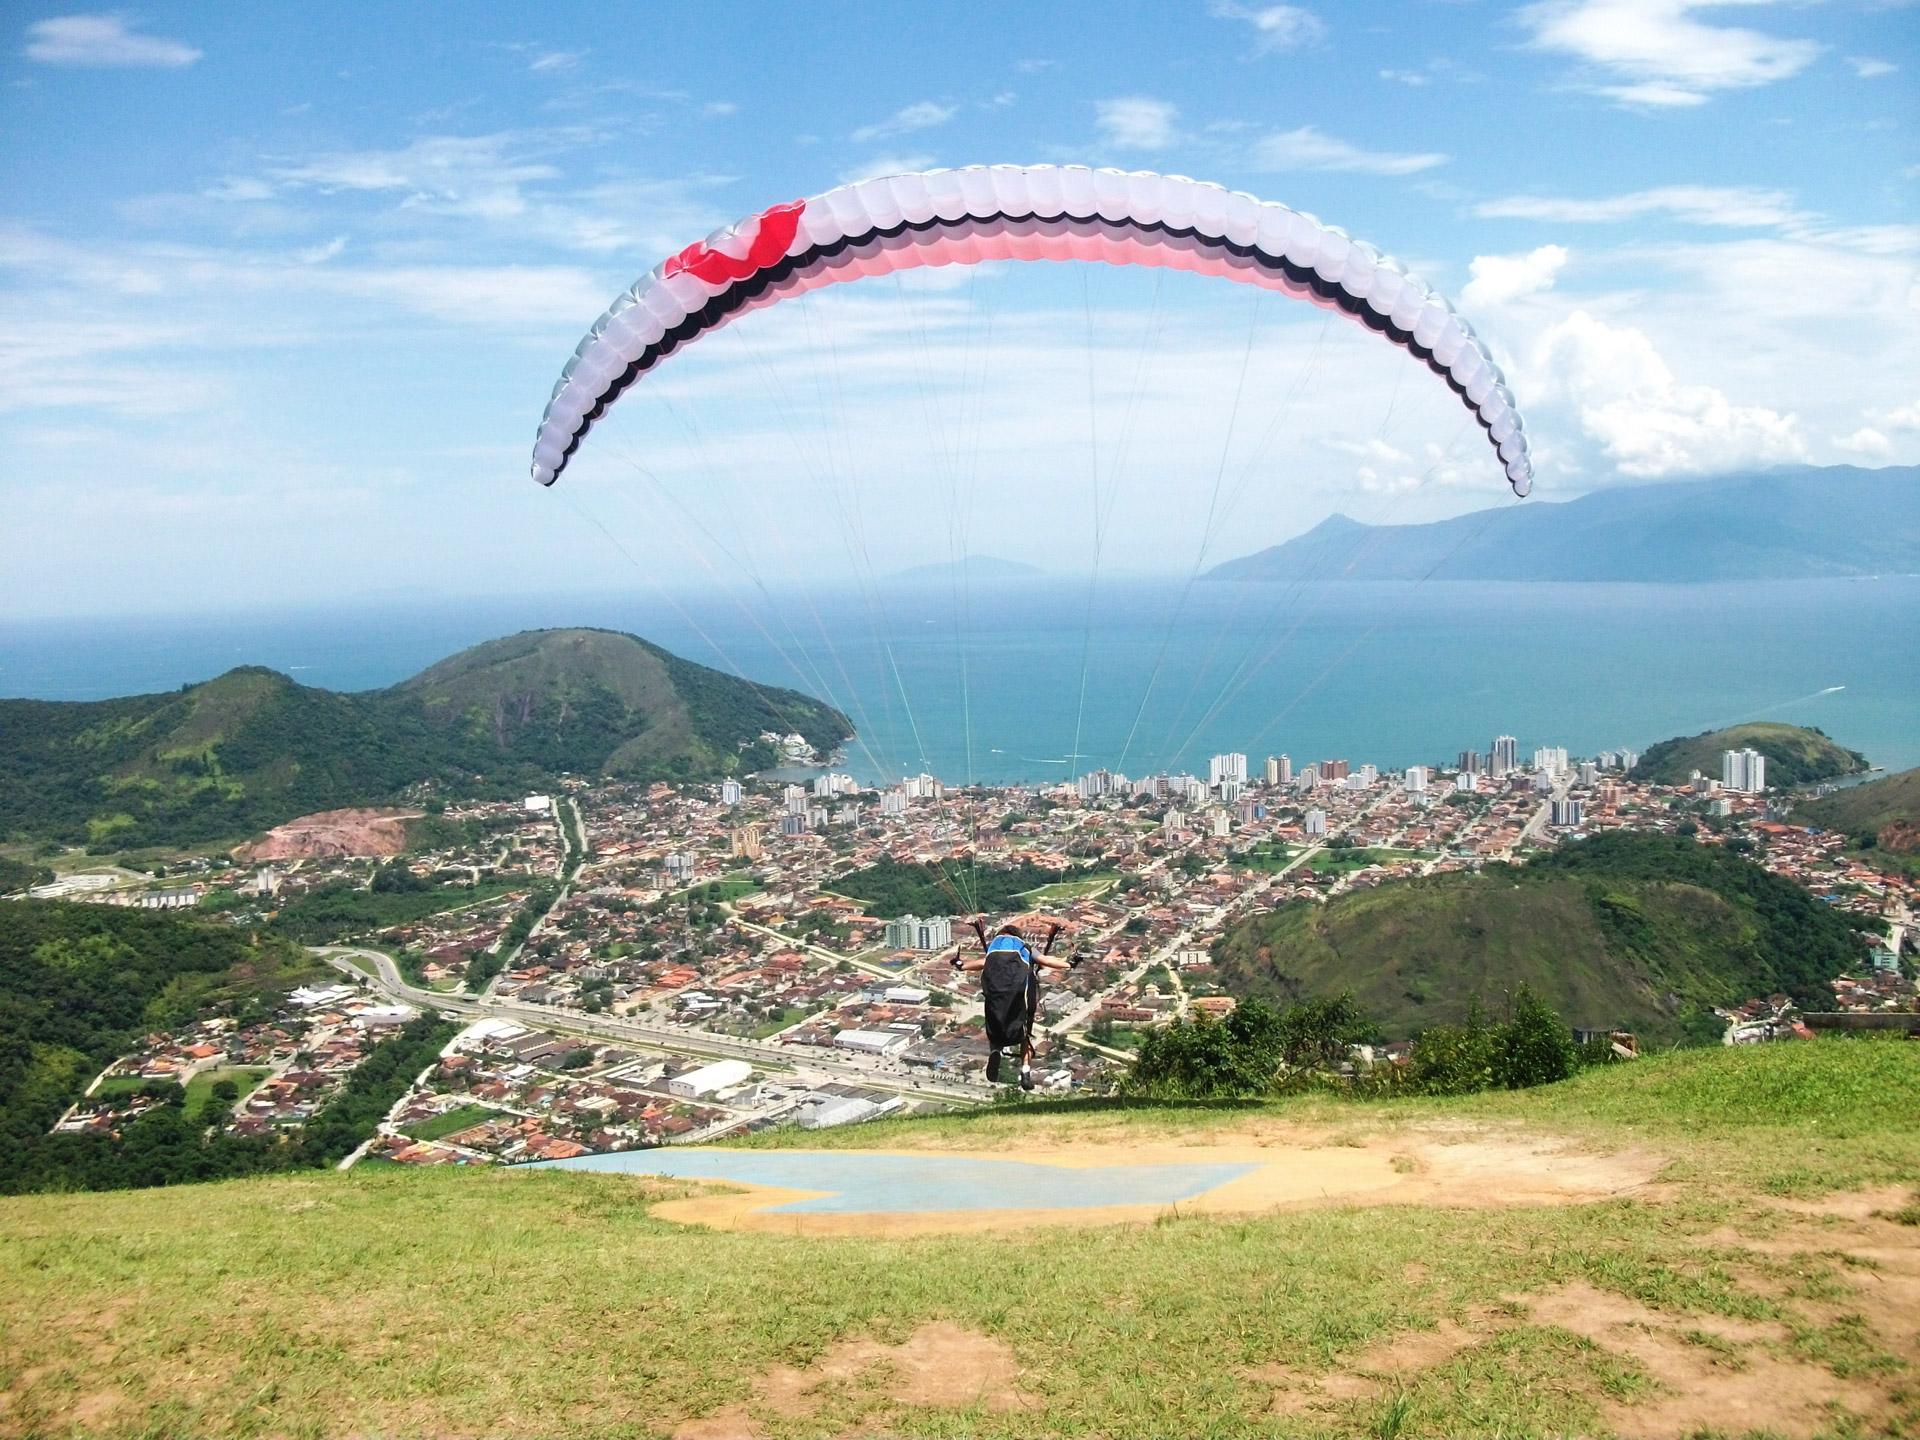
left=529, top=1150, right=1257, bottom=1214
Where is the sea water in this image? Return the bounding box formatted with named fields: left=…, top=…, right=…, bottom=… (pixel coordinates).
left=3, top=577, right=1915, bottom=783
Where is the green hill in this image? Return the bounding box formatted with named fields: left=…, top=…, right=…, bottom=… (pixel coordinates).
left=1795, top=766, right=1920, bottom=850
left=0, top=629, right=851, bottom=850
left=1212, top=833, right=1871, bottom=1045
left=1628, top=721, right=1867, bottom=788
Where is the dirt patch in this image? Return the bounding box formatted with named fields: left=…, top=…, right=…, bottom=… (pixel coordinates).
left=234, top=807, right=421, bottom=861
left=670, top=1409, right=761, bottom=1440
left=757, top=1321, right=1028, bottom=1415
left=68, top=1391, right=122, bottom=1427
left=1517, top=1281, right=1887, bottom=1439
left=671, top=1322, right=1028, bottom=1436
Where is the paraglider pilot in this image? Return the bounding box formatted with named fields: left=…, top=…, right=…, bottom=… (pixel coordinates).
left=951, top=918, right=1077, bottom=1091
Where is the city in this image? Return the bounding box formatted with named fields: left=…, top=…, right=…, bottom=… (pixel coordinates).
left=32, top=730, right=1915, bottom=1170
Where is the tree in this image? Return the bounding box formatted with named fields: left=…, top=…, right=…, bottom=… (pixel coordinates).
left=1275, top=991, right=1374, bottom=1069
left=1496, top=984, right=1578, bottom=1089
left=1408, top=997, right=1500, bottom=1095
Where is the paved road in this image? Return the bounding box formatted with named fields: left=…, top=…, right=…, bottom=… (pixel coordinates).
left=315, top=946, right=991, bottom=1105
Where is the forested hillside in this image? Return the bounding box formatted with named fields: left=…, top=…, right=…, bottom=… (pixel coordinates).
left=1212, top=833, right=1871, bottom=1045
left=1796, top=767, right=1920, bottom=849
left=1629, top=722, right=1867, bottom=788
left=0, top=628, right=852, bottom=850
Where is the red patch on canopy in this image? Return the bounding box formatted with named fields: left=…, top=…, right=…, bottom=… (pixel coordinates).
left=662, top=200, right=806, bottom=286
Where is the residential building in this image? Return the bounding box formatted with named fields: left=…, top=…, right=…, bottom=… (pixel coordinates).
left=720, top=780, right=742, bottom=806
left=885, top=914, right=952, bottom=951
left=1550, top=798, right=1583, bottom=827
left=1404, top=766, right=1428, bottom=795
left=784, top=784, right=808, bottom=816
left=1457, top=750, right=1483, bottom=775
left=729, top=825, right=763, bottom=861
left=879, top=789, right=908, bottom=816
left=1723, top=748, right=1768, bottom=793
left=1322, top=759, right=1350, bottom=781
left=1304, top=809, right=1327, bottom=837
left=1491, top=736, right=1519, bottom=776
left=1532, top=747, right=1569, bottom=776
left=1209, top=753, right=1247, bottom=786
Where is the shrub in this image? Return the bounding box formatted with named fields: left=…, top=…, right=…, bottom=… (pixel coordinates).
left=1407, top=997, right=1501, bottom=1095
left=1496, top=984, right=1578, bottom=1088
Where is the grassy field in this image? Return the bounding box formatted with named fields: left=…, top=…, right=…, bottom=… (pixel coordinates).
left=3, top=1038, right=1918, bottom=1439
left=1017, top=874, right=1119, bottom=903
left=181, top=1067, right=269, bottom=1115
left=398, top=1102, right=500, bottom=1143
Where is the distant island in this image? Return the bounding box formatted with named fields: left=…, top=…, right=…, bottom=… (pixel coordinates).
left=1204, top=464, right=1920, bottom=584
left=889, top=554, right=1043, bottom=582
left=0, top=629, right=853, bottom=851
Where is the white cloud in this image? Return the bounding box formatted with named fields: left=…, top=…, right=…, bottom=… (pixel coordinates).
left=1832, top=427, right=1892, bottom=457
left=528, top=50, right=585, bottom=73
left=703, top=101, right=739, bottom=117
left=837, top=155, right=936, bottom=185
left=851, top=102, right=957, bottom=144
left=1095, top=97, right=1179, bottom=151
left=298, top=235, right=347, bottom=264
left=1519, top=0, right=1820, bottom=106
left=1532, top=310, right=1805, bottom=476
left=272, top=134, right=562, bottom=217
left=1251, top=126, right=1445, bottom=175
left=23, top=14, right=201, bottom=67
left=1883, top=398, right=1920, bottom=431
left=1476, top=185, right=1811, bottom=230
left=1207, top=1, right=1326, bottom=55
left=1848, top=57, right=1896, bottom=79
left=1325, top=437, right=1411, bottom=463
left=1462, top=246, right=1570, bottom=308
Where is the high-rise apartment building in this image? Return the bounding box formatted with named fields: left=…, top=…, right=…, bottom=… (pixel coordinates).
left=1404, top=766, right=1428, bottom=794
left=728, top=825, right=762, bottom=860
left=1303, top=808, right=1327, bottom=837
left=885, top=914, right=953, bottom=951
left=720, top=779, right=743, bottom=806
left=1457, top=750, right=1483, bottom=775
left=784, top=784, right=808, bottom=815
left=1550, top=798, right=1583, bottom=828
left=1722, top=748, right=1768, bottom=793
left=1209, top=753, right=1247, bottom=785
left=1322, top=759, right=1350, bottom=781
left=879, top=788, right=908, bottom=816
left=1532, top=747, right=1568, bottom=777
left=1491, top=736, right=1519, bottom=776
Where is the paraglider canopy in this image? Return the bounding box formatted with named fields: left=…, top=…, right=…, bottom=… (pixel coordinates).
left=530, top=165, right=1533, bottom=497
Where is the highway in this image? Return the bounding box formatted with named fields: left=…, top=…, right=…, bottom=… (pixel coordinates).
left=314, top=946, right=992, bottom=1105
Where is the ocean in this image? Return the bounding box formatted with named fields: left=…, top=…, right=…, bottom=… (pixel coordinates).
left=4, top=577, right=1916, bottom=785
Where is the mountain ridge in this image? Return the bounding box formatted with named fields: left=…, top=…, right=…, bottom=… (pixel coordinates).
left=0, top=628, right=853, bottom=850
left=1204, top=465, right=1920, bottom=583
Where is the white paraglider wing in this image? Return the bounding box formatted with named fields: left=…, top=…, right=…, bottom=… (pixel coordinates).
left=530, top=165, right=1533, bottom=497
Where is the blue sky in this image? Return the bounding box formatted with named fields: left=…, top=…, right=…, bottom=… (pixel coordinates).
left=2, top=1, right=1915, bottom=617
